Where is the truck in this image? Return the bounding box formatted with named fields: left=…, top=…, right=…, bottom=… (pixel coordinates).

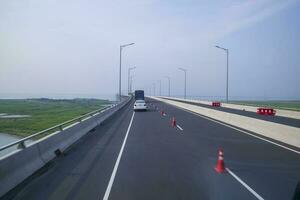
left=134, top=90, right=144, bottom=100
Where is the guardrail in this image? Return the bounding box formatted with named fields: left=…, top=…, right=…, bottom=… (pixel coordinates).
left=0, top=104, right=115, bottom=152
left=0, top=96, right=132, bottom=198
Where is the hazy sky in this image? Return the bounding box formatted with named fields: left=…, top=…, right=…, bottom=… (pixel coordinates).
left=0, top=0, right=299, bottom=100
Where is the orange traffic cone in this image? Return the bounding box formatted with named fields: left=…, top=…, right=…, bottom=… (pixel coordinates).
left=215, top=149, right=226, bottom=173
left=171, top=117, right=177, bottom=127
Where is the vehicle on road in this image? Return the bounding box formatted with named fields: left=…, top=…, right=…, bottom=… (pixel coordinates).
left=134, top=90, right=144, bottom=100
left=134, top=99, right=147, bottom=111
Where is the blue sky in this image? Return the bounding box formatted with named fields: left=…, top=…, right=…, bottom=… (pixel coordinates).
left=221, top=1, right=300, bottom=100
left=0, top=0, right=299, bottom=100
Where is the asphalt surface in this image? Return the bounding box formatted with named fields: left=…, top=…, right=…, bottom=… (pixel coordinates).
left=162, top=97, right=300, bottom=128
left=2, top=98, right=300, bottom=200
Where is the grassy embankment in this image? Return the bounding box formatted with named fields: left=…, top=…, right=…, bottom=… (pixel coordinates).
left=229, top=101, right=300, bottom=112
left=0, top=98, right=111, bottom=137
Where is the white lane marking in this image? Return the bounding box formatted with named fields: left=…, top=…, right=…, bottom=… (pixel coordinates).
left=226, top=168, right=264, bottom=200
left=102, top=112, right=135, bottom=200
left=180, top=108, right=300, bottom=155
left=176, top=124, right=183, bottom=131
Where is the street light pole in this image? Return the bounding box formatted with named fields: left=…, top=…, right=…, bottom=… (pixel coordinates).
left=119, top=43, right=134, bottom=101
left=130, top=75, right=134, bottom=93
left=164, top=76, right=170, bottom=97
left=215, top=45, right=229, bottom=103
left=128, top=67, right=136, bottom=94
left=158, top=80, right=161, bottom=96
left=153, top=83, right=156, bottom=96
left=178, top=68, right=187, bottom=99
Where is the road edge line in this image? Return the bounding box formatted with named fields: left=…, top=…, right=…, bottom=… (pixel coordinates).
left=161, top=101, right=300, bottom=155
left=102, top=112, right=135, bottom=200
left=183, top=108, right=300, bottom=154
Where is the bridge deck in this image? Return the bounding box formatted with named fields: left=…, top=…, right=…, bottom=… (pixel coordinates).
left=3, top=98, right=300, bottom=200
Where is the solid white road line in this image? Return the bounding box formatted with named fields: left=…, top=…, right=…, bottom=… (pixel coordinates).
left=102, top=112, right=135, bottom=200
left=180, top=108, right=300, bottom=155
left=226, top=168, right=264, bottom=200
left=176, top=124, right=184, bottom=131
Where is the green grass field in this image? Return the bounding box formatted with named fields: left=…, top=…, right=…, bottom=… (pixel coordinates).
left=229, top=101, right=300, bottom=111
left=0, top=98, right=111, bottom=137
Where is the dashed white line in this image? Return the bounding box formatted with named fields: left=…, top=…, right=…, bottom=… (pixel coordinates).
left=102, top=112, right=135, bottom=200
left=226, top=168, right=264, bottom=200
left=176, top=124, right=184, bottom=131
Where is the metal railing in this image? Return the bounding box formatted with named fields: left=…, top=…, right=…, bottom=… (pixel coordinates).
left=0, top=104, right=116, bottom=152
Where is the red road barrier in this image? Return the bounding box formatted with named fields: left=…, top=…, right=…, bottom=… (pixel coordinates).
left=212, top=102, right=221, bottom=107
left=257, top=108, right=276, bottom=116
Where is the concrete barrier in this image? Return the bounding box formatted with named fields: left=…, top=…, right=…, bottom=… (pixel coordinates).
left=0, top=145, right=45, bottom=197
left=0, top=97, right=131, bottom=197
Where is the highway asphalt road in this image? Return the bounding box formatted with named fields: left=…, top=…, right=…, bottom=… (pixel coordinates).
left=162, top=97, right=300, bottom=128
left=2, top=98, right=300, bottom=200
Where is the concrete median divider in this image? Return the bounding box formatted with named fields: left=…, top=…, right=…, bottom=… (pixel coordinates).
left=0, top=97, right=131, bottom=197
left=160, top=96, right=300, bottom=120
left=153, top=97, right=300, bottom=150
